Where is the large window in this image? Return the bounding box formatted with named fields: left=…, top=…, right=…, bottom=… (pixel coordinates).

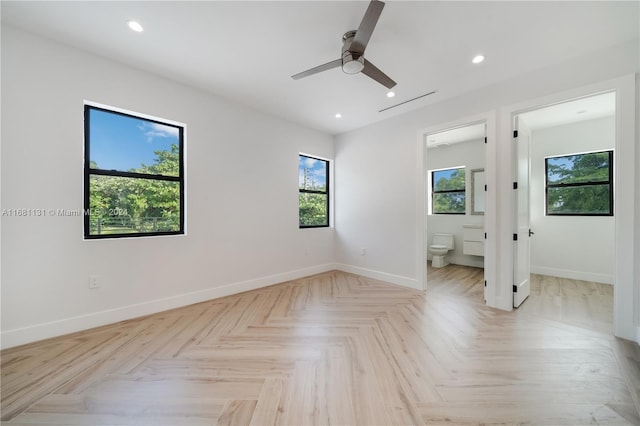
left=84, top=105, right=185, bottom=238
left=545, top=150, right=613, bottom=216
left=432, top=167, right=466, bottom=214
left=299, top=154, right=329, bottom=228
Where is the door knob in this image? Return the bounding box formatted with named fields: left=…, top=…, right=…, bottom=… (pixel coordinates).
left=529, top=229, right=535, bottom=237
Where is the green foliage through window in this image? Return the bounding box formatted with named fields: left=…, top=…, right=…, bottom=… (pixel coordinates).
left=432, top=168, right=466, bottom=214
left=545, top=151, right=613, bottom=216
left=299, top=155, right=329, bottom=227
left=84, top=105, right=184, bottom=238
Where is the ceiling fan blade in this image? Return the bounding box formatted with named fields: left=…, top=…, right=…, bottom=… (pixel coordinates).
left=291, top=59, right=342, bottom=80
left=350, top=0, right=385, bottom=55
left=362, top=59, right=396, bottom=89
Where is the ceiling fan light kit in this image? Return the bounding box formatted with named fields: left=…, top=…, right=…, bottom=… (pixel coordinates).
left=342, top=55, right=364, bottom=75
left=291, top=0, right=396, bottom=89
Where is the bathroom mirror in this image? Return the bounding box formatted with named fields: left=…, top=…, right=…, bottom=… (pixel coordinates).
left=471, top=168, right=485, bottom=215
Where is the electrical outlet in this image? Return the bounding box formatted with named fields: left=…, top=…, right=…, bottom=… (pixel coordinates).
left=89, top=275, right=100, bottom=289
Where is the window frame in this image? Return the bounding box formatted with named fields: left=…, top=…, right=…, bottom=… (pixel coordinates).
left=298, top=154, right=330, bottom=229
left=431, top=166, right=466, bottom=215
left=544, top=150, right=613, bottom=217
left=83, top=104, right=185, bottom=239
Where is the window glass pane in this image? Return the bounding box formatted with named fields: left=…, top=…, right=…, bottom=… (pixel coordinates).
left=299, top=193, right=328, bottom=226
left=546, top=152, right=610, bottom=185
left=89, top=175, right=180, bottom=235
left=433, top=168, right=465, bottom=191
left=299, top=156, right=327, bottom=191
left=547, top=185, right=611, bottom=215
left=89, top=108, right=180, bottom=177
left=433, top=193, right=465, bottom=214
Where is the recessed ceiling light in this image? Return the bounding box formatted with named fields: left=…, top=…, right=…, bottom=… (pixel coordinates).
left=127, top=20, right=144, bottom=32
left=335, top=113, right=342, bottom=118
left=387, top=91, right=395, bottom=98
left=472, top=55, right=485, bottom=64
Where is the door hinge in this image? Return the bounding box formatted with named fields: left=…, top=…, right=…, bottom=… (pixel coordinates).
left=513, top=285, right=518, bottom=292
left=484, top=280, right=487, bottom=287
left=484, top=232, right=487, bottom=239
left=484, top=136, right=487, bottom=144
left=513, top=130, right=519, bottom=138
left=484, top=184, right=487, bottom=191
left=513, top=182, right=518, bottom=189
left=513, top=233, right=518, bottom=241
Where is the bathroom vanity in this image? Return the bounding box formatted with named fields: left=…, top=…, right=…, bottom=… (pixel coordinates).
left=462, top=224, right=484, bottom=257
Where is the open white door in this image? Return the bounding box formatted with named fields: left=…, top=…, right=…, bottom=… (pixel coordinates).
left=513, top=117, right=531, bottom=307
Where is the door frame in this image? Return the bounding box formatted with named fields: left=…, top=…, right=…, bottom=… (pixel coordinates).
left=416, top=111, right=497, bottom=300
left=498, top=74, right=636, bottom=340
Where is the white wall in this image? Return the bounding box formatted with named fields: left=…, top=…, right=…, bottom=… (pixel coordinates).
left=335, top=39, right=637, bottom=282
left=528, top=117, right=615, bottom=284
left=0, top=26, right=335, bottom=348
left=2, top=27, right=638, bottom=347
left=636, top=74, right=640, bottom=342
left=332, top=119, right=419, bottom=288
left=427, top=139, right=485, bottom=268
left=334, top=40, right=638, bottom=334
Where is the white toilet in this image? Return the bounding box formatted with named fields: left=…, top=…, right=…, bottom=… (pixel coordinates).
left=429, top=233, right=455, bottom=268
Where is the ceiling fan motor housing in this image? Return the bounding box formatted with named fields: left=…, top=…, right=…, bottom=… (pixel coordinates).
left=341, top=30, right=365, bottom=74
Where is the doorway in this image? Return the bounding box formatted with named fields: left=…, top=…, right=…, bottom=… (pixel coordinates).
left=423, top=120, right=488, bottom=300
left=512, top=91, right=618, bottom=330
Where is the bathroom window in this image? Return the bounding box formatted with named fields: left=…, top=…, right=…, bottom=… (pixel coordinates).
left=545, top=150, right=613, bottom=216
left=432, top=167, right=466, bottom=214
left=299, top=154, right=329, bottom=228
left=84, top=104, right=185, bottom=238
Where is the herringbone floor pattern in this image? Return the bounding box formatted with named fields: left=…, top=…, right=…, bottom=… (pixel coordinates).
left=2, top=267, right=640, bottom=425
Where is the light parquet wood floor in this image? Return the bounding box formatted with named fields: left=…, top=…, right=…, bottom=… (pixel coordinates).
left=2, top=267, right=640, bottom=425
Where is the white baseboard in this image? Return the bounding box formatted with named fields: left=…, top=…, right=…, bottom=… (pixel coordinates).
left=0, top=263, right=337, bottom=350
left=531, top=266, right=614, bottom=285
left=334, top=263, right=421, bottom=290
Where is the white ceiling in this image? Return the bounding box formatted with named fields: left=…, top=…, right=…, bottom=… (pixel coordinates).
left=426, top=91, right=616, bottom=147
left=518, top=91, right=616, bottom=130
left=426, top=123, right=485, bottom=147
left=2, top=1, right=637, bottom=135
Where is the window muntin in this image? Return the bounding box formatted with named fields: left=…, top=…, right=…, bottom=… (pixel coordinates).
left=84, top=105, right=184, bottom=238
left=299, top=154, right=329, bottom=228
left=432, top=167, right=466, bottom=214
left=545, top=150, right=613, bottom=216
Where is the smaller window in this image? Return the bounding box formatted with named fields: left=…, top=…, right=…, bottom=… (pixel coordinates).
left=299, top=154, right=329, bottom=228
left=432, top=167, right=466, bottom=214
left=545, top=150, right=613, bottom=216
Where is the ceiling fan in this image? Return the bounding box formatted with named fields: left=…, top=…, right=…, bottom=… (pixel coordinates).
left=291, top=0, right=396, bottom=89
